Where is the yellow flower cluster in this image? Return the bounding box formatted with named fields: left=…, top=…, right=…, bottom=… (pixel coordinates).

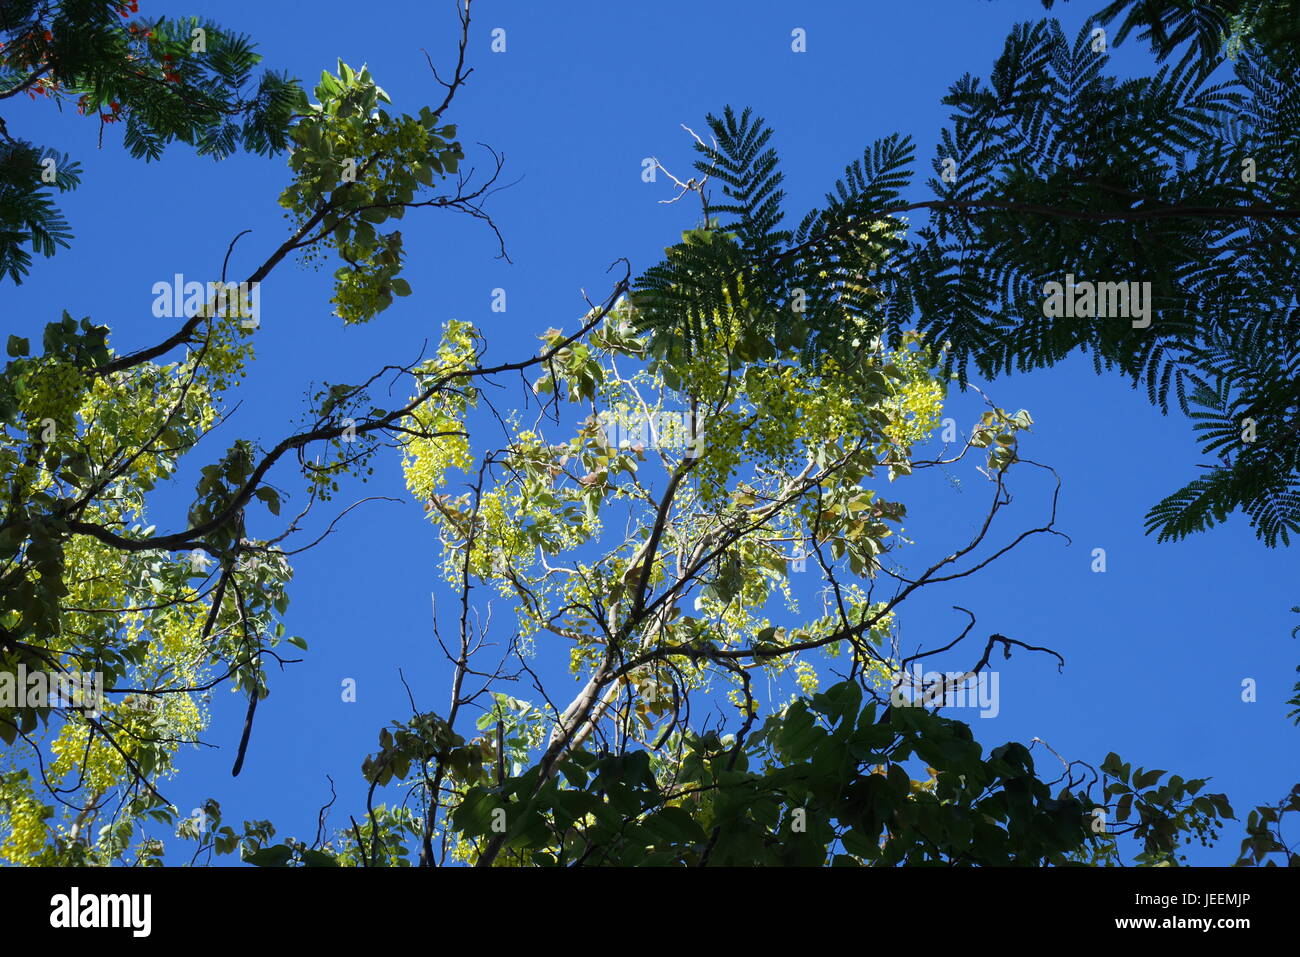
left=0, top=784, right=49, bottom=864
left=401, top=320, right=478, bottom=502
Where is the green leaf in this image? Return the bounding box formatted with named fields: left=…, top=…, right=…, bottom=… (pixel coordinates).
left=300, top=848, right=339, bottom=867
left=1134, top=769, right=1165, bottom=790
left=245, top=844, right=294, bottom=867
left=254, top=486, right=281, bottom=516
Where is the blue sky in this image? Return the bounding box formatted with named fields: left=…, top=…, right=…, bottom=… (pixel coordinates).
left=5, top=0, right=1296, bottom=864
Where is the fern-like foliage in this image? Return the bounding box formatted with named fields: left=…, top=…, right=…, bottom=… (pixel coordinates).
left=633, top=106, right=913, bottom=370
left=638, top=8, right=1300, bottom=547
left=1049, top=0, right=1300, bottom=69
left=909, top=14, right=1300, bottom=546
left=0, top=142, right=81, bottom=283
left=0, top=0, right=306, bottom=282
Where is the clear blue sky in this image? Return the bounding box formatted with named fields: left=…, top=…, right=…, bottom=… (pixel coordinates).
left=5, top=0, right=1295, bottom=864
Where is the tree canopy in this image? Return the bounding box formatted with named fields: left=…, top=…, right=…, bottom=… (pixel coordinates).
left=634, top=2, right=1300, bottom=548
left=0, top=0, right=1295, bottom=869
